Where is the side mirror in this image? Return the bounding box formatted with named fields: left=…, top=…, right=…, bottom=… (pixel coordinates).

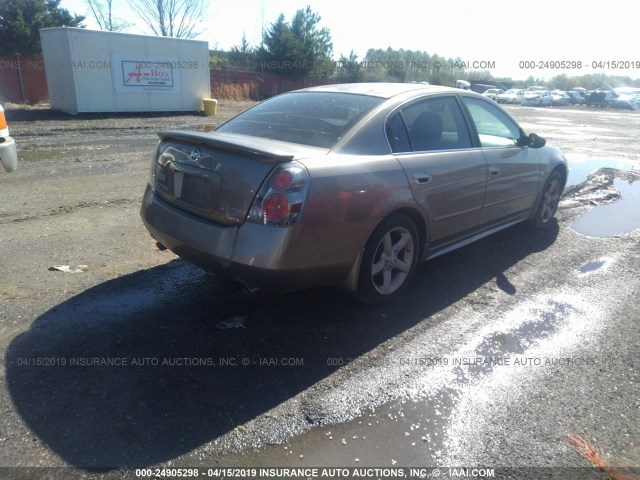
left=529, top=133, right=547, bottom=148
left=526, top=133, right=546, bottom=148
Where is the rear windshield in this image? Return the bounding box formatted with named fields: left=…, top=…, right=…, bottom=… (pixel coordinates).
left=216, top=92, right=384, bottom=148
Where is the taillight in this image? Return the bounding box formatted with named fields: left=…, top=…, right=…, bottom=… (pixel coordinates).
left=263, top=192, right=289, bottom=222
left=271, top=170, right=292, bottom=191
left=248, top=161, right=309, bottom=227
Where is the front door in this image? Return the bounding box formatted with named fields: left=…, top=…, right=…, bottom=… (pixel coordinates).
left=461, top=96, right=543, bottom=225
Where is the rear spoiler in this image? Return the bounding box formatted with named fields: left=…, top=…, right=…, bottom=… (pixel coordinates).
left=158, top=130, right=296, bottom=162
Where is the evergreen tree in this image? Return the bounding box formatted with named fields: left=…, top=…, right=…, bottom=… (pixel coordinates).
left=0, top=0, right=85, bottom=55
left=261, top=6, right=333, bottom=79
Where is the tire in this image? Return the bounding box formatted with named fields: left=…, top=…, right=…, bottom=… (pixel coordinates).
left=355, top=214, right=419, bottom=305
left=529, top=171, right=563, bottom=228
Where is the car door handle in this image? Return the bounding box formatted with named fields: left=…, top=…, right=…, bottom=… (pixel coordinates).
left=413, top=172, right=432, bottom=184
left=489, top=165, right=500, bottom=175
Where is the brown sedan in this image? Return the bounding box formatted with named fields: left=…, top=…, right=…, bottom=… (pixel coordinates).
left=141, top=83, right=566, bottom=304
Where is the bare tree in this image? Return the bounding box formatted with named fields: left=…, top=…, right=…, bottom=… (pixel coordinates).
left=130, top=0, right=207, bottom=38
left=85, top=0, right=129, bottom=32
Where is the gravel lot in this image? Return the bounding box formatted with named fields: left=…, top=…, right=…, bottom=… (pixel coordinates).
left=0, top=101, right=639, bottom=479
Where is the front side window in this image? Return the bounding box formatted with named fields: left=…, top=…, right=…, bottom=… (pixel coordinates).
left=387, top=96, right=472, bottom=153
left=462, top=97, right=522, bottom=147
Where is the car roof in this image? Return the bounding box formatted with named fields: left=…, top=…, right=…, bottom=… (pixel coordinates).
left=295, top=82, right=454, bottom=99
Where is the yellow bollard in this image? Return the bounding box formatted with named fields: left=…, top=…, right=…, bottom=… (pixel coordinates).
left=203, top=98, right=218, bottom=116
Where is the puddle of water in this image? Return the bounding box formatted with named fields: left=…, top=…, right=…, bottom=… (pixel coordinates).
left=234, top=390, right=459, bottom=467
left=214, top=293, right=597, bottom=468
left=272, top=296, right=586, bottom=466
left=566, top=157, right=638, bottom=186
left=462, top=301, right=573, bottom=381
left=579, top=259, right=606, bottom=273
left=571, top=179, right=640, bottom=237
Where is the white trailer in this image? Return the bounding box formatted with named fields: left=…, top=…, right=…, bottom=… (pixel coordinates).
left=40, top=27, right=210, bottom=114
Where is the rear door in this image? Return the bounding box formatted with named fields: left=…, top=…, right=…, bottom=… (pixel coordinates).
left=460, top=96, right=543, bottom=225
left=388, top=95, right=487, bottom=242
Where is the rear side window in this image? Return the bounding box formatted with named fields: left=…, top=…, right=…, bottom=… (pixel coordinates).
left=386, top=113, right=411, bottom=152
left=217, top=92, right=384, bottom=148
left=387, top=96, right=472, bottom=153
left=462, top=97, right=522, bottom=147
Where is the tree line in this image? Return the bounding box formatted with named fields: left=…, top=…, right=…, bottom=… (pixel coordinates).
left=1, top=0, right=638, bottom=90
left=214, top=8, right=640, bottom=89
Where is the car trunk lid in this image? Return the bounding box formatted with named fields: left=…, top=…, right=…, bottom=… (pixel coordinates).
left=153, top=131, right=325, bottom=226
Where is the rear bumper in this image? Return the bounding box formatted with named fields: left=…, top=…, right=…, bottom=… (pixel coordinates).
left=0, top=137, right=17, bottom=172
left=140, top=185, right=362, bottom=292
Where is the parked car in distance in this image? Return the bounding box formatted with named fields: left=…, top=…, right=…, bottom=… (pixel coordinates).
left=551, top=90, right=571, bottom=106
left=567, top=91, right=585, bottom=105
left=0, top=104, right=17, bottom=173
left=140, top=83, right=567, bottom=304
left=482, top=88, right=505, bottom=101
left=522, top=90, right=553, bottom=106
left=497, top=88, right=524, bottom=104
left=585, top=90, right=615, bottom=107
left=610, top=93, right=639, bottom=110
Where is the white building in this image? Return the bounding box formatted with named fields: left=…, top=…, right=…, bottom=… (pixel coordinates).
left=40, top=27, right=210, bottom=114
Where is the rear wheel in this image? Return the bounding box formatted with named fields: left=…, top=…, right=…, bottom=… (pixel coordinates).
left=529, top=171, right=563, bottom=228
left=355, top=214, right=419, bottom=305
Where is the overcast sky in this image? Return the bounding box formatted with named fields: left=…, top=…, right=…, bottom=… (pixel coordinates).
left=61, top=0, right=640, bottom=81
